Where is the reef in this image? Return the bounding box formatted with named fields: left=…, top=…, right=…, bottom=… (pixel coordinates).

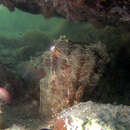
left=40, top=36, right=109, bottom=121
left=0, top=0, right=130, bottom=28
left=53, top=101, right=130, bottom=130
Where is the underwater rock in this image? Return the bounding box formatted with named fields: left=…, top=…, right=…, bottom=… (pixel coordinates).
left=0, top=62, right=24, bottom=102
left=0, top=0, right=14, bottom=11
left=53, top=101, right=130, bottom=130
left=40, top=36, right=109, bottom=121
left=0, top=0, right=130, bottom=28
left=5, top=124, right=26, bottom=130
left=0, top=0, right=40, bottom=14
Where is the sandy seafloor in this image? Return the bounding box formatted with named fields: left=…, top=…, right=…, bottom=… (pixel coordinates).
left=3, top=101, right=49, bottom=130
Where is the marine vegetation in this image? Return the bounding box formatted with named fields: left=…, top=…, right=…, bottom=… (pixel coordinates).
left=0, top=30, right=50, bottom=72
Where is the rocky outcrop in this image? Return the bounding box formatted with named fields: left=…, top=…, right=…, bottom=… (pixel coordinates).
left=53, top=101, right=130, bottom=130
left=39, top=36, right=109, bottom=121
left=0, top=0, right=130, bottom=28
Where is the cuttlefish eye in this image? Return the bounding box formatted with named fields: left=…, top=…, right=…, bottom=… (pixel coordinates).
left=50, top=45, right=55, bottom=51
left=40, top=128, right=51, bottom=130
